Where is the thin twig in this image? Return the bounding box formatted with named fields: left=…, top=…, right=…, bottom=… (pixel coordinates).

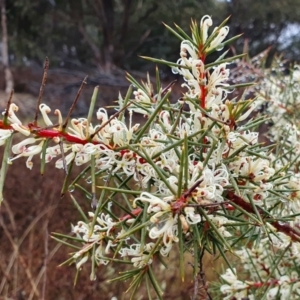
left=193, top=247, right=212, bottom=300
left=154, top=79, right=177, bottom=99
left=183, top=179, right=203, bottom=199
left=0, top=216, right=40, bottom=298
left=227, top=191, right=300, bottom=242
left=90, top=101, right=132, bottom=140
left=3, top=200, right=18, bottom=297
left=191, top=273, right=199, bottom=300
left=28, top=243, right=62, bottom=300
left=59, top=139, right=68, bottom=174
left=0, top=206, right=56, bottom=294
left=41, top=219, right=49, bottom=300
left=34, top=57, right=49, bottom=126
left=3, top=89, right=13, bottom=123
left=62, top=75, right=88, bottom=131
left=32, top=192, right=60, bottom=300
left=18, top=255, right=40, bottom=298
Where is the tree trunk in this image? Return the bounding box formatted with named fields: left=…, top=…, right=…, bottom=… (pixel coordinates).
left=1, top=0, right=13, bottom=94
left=93, top=0, right=115, bottom=73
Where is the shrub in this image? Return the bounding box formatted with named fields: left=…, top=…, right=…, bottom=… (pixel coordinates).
left=1, top=15, right=300, bottom=299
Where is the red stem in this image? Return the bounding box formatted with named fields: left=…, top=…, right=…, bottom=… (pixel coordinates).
left=0, top=121, right=113, bottom=148
left=227, top=191, right=300, bottom=242
left=199, top=51, right=206, bottom=109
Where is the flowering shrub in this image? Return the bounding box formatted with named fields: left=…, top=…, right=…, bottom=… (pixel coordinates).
left=1, top=15, right=300, bottom=299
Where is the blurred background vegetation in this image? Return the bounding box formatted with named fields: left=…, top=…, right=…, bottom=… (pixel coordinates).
left=3, top=0, right=300, bottom=73
left=1, top=0, right=300, bottom=101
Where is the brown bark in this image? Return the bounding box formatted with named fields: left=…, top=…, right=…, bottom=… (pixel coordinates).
left=119, top=0, right=132, bottom=43
left=69, top=0, right=115, bottom=72
left=98, top=0, right=115, bottom=72
left=88, top=0, right=115, bottom=73
left=0, top=0, right=13, bottom=94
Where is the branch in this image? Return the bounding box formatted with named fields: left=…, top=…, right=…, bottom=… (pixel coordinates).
left=226, top=191, right=300, bottom=242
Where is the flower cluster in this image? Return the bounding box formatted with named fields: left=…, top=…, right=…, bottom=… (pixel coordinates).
left=217, top=53, right=300, bottom=300
left=220, top=232, right=300, bottom=299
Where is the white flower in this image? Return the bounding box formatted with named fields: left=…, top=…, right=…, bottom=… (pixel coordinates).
left=207, top=64, right=229, bottom=92
left=209, top=215, right=234, bottom=237
left=95, top=242, right=109, bottom=266
left=184, top=207, right=201, bottom=224
left=0, top=129, right=13, bottom=146
left=3, top=103, right=22, bottom=125
left=45, top=143, right=71, bottom=163
left=236, top=101, right=258, bottom=122
left=221, top=268, right=236, bottom=283
left=134, top=192, right=171, bottom=213
left=111, top=150, right=136, bottom=175
left=10, top=123, right=30, bottom=136
left=75, top=254, right=89, bottom=270
left=230, top=156, right=275, bottom=183
left=220, top=268, right=249, bottom=300
left=149, top=214, right=178, bottom=242
left=68, top=118, right=88, bottom=140
left=72, top=213, right=116, bottom=243
left=200, top=15, right=213, bottom=43
left=55, top=152, right=75, bottom=169
left=74, top=144, right=92, bottom=165
left=131, top=88, right=152, bottom=115
left=269, top=232, right=291, bottom=250
left=190, top=164, right=229, bottom=203
left=88, top=212, right=116, bottom=235
left=39, top=104, right=53, bottom=126
left=9, top=138, right=43, bottom=169
left=119, top=243, right=155, bottom=268
left=206, top=26, right=229, bottom=52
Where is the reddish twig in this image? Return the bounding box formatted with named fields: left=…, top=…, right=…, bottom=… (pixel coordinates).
left=171, top=179, right=203, bottom=214
left=34, top=57, right=49, bottom=126
left=62, top=76, right=88, bottom=131
left=89, top=101, right=132, bottom=140
left=3, top=89, right=13, bottom=125
left=226, top=190, right=300, bottom=242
